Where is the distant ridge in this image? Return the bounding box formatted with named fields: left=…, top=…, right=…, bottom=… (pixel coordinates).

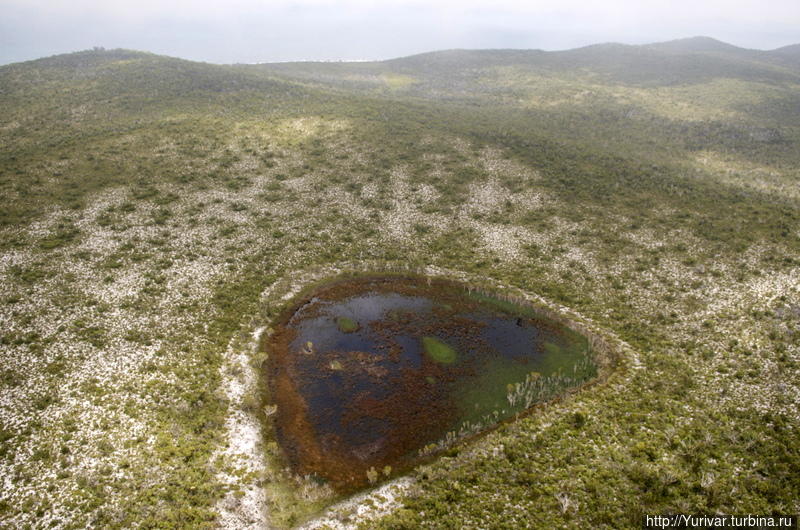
left=377, top=36, right=800, bottom=73
left=767, top=43, right=800, bottom=67
left=3, top=37, right=800, bottom=70
left=645, top=36, right=748, bottom=53
left=771, top=43, right=800, bottom=60
left=3, top=37, right=799, bottom=92
left=772, top=43, right=800, bottom=54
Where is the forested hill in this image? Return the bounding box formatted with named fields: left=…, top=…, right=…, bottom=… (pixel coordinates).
left=251, top=37, right=800, bottom=92
left=2, top=38, right=800, bottom=230
left=2, top=37, right=799, bottom=229
left=0, top=48, right=311, bottom=129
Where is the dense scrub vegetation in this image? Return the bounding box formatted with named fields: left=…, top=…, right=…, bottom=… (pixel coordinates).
left=0, top=37, right=798, bottom=528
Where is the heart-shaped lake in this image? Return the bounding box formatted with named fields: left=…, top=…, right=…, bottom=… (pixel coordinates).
left=266, top=275, right=596, bottom=490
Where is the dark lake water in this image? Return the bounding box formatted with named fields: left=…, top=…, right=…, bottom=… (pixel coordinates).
left=266, top=276, right=595, bottom=490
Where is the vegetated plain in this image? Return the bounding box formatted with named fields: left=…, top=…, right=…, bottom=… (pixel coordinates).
left=0, top=36, right=798, bottom=528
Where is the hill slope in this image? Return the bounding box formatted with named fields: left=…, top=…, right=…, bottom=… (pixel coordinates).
left=254, top=36, right=800, bottom=91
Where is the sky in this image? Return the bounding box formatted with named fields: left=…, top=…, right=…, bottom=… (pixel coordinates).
left=1, top=0, right=799, bottom=65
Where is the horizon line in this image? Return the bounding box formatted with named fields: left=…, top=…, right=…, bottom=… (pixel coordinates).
left=3, top=35, right=799, bottom=68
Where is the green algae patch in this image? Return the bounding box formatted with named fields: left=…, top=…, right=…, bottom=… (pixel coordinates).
left=336, top=316, right=359, bottom=333
left=422, top=336, right=458, bottom=364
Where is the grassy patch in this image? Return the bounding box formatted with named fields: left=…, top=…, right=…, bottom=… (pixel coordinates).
left=335, top=316, right=359, bottom=333
left=422, top=336, right=458, bottom=364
